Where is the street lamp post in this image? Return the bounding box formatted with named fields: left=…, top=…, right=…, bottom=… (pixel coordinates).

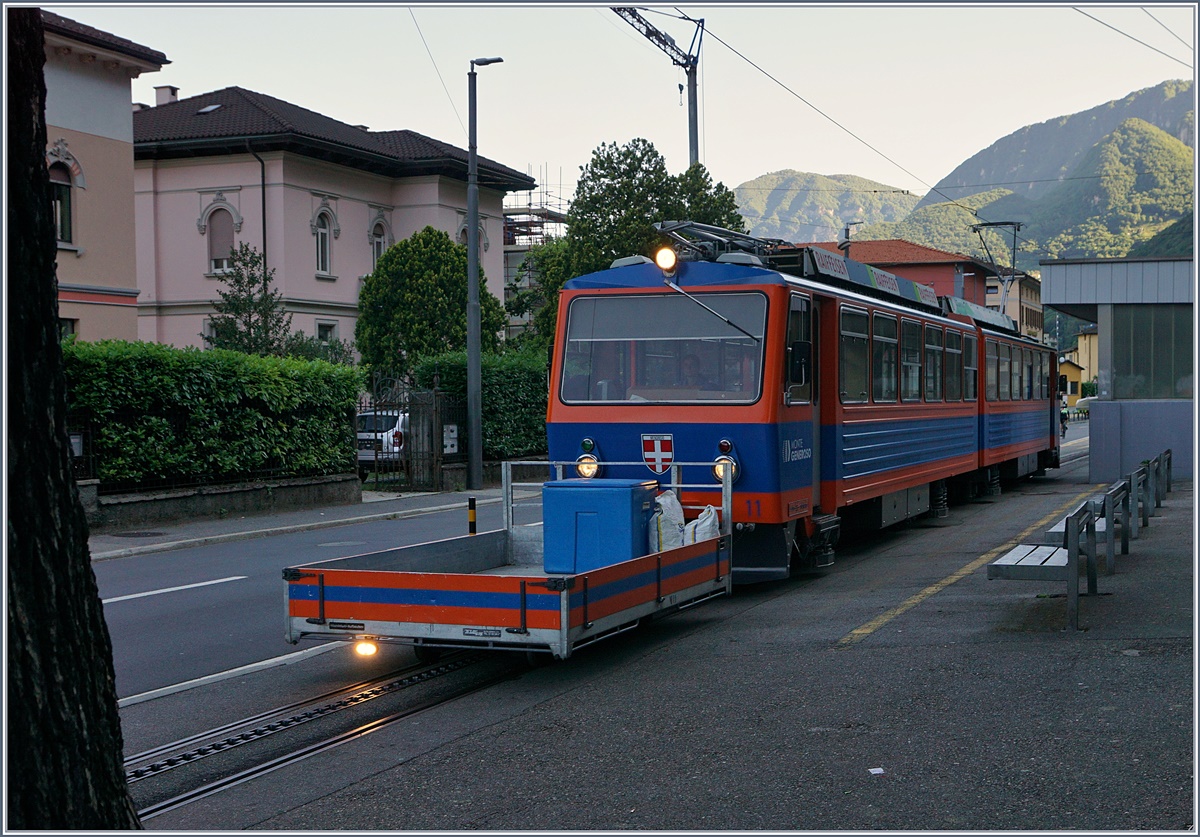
left=466, top=56, right=502, bottom=491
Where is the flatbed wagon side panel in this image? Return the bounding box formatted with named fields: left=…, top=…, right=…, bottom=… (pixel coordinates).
left=825, top=404, right=979, bottom=507
left=565, top=536, right=732, bottom=629
left=285, top=570, right=562, bottom=631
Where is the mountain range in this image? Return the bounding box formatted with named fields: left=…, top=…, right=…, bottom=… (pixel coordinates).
left=734, top=80, right=1194, bottom=272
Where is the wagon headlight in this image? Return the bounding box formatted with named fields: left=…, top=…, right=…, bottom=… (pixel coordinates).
left=712, top=455, right=738, bottom=483
left=655, top=247, right=678, bottom=278
left=576, top=454, right=600, bottom=478
left=354, top=641, right=379, bottom=657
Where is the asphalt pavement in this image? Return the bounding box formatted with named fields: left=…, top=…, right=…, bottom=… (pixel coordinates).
left=105, top=420, right=1197, bottom=831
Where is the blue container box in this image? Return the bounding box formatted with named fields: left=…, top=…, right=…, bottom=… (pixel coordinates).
left=542, top=479, right=659, bottom=574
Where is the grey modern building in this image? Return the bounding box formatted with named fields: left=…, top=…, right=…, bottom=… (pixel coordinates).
left=1040, top=256, right=1194, bottom=480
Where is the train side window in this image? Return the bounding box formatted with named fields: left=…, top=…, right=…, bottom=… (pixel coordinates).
left=1038, top=352, right=1048, bottom=399
left=900, top=319, right=922, bottom=402
left=923, top=325, right=943, bottom=401
left=871, top=313, right=898, bottom=402
left=964, top=334, right=978, bottom=401
left=998, top=343, right=1012, bottom=400
left=1025, top=350, right=1035, bottom=400
left=839, top=307, right=869, bottom=404
left=985, top=339, right=999, bottom=401
left=786, top=294, right=811, bottom=403
left=1013, top=346, right=1025, bottom=400
left=945, top=330, right=963, bottom=401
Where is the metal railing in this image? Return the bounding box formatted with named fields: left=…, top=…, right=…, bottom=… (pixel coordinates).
left=499, top=460, right=734, bottom=538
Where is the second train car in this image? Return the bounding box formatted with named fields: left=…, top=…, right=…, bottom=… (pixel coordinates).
left=546, top=221, right=1059, bottom=582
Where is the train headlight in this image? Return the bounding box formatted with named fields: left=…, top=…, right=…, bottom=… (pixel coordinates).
left=354, top=640, right=379, bottom=657
left=576, top=454, right=600, bottom=478
left=712, top=455, right=738, bottom=483
left=654, top=247, right=678, bottom=277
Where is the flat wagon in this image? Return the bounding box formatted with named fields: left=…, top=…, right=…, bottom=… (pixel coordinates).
left=284, top=463, right=732, bottom=661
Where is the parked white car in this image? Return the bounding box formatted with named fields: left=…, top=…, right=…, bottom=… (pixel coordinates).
left=356, top=410, right=408, bottom=478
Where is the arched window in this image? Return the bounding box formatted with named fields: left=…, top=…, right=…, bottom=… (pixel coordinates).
left=371, top=222, right=387, bottom=267
left=315, top=213, right=331, bottom=274
left=49, top=163, right=73, bottom=243
left=207, top=207, right=235, bottom=273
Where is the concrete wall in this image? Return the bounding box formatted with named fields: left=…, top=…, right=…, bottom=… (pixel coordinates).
left=80, top=474, right=362, bottom=530
left=1089, top=400, right=1193, bottom=482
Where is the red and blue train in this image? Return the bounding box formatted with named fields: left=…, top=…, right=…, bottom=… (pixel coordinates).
left=546, top=221, right=1060, bottom=583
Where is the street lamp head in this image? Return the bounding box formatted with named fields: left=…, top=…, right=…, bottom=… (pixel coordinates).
left=472, top=56, right=504, bottom=67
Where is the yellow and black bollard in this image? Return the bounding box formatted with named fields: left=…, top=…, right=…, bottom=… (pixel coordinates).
left=468, top=496, right=477, bottom=535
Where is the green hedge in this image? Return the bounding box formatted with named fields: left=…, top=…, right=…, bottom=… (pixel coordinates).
left=412, top=350, right=549, bottom=459
left=63, top=340, right=364, bottom=485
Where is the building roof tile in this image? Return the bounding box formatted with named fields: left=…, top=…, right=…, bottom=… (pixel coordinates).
left=41, top=10, right=168, bottom=67
left=134, top=86, right=535, bottom=191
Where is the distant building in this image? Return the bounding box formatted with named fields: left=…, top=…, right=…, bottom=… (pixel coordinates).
left=985, top=272, right=1044, bottom=344
left=502, top=191, right=567, bottom=339
left=1040, top=255, right=1193, bottom=479
left=42, top=11, right=167, bottom=341
left=1056, top=357, right=1086, bottom=406
left=132, top=86, right=535, bottom=349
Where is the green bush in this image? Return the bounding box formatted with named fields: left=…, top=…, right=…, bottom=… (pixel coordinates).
left=63, top=340, right=363, bottom=485
left=412, top=349, right=549, bottom=459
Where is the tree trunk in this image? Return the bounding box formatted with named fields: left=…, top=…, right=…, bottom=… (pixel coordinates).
left=5, top=8, right=141, bottom=828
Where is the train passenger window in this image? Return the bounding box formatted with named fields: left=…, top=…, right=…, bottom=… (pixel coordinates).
left=871, top=314, right=898, bottom=402
left=985, top=339, right=999, bottom=401
left=964, top=335, right=978, bottom=401
left=839, top=307, right=869, bottom=404
left=923, top=326, right=943, bottom=401
left=786, top=294, right=811, bottom=404
left=1025, top=350, right=1035, bottom=400
left=998, top=343, right=1012, bottom=400
left=1038, top=353, right=1048, bottom=399
left=945, top=331, right=963, bottom=401
left=901, top=320, right=922, bottom=402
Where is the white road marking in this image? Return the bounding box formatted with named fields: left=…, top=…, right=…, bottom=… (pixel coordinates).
left=102, top=575, right=248, bottom=604
left=117, top=643, right=343, bottom=708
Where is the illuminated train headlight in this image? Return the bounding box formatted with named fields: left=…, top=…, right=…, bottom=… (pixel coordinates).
left=654, top=247, right=678, bottom=277
left=712, top=455, right=738, bottom=483
left=354, top=640, right=379, bottom=657
left=576, top=454, right=600, bottom=478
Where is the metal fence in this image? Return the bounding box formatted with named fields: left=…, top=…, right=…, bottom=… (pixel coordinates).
left=358, top=372, right=468, bottom=492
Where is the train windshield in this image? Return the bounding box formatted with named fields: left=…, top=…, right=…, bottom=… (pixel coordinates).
left=560, top=292, right=767, bottom=404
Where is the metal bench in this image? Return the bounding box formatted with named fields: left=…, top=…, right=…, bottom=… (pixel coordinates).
left=1042, top=479, right=1130, bottom=575
left=987, top=503, right=1098, bottom=631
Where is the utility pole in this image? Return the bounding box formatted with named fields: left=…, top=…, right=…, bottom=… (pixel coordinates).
left=612, top=7, right=704, bottom=168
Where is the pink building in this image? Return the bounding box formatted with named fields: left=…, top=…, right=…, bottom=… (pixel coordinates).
left=132, top=86, right=535, bottom=349
left=42, top=11, right=167, bottom=341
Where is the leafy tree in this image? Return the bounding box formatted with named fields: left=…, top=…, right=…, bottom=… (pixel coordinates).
left=512, top=139, right=748, bottom=350
left=282, top=331, right=357, bottom=365
left=676, top=163, right=746, bottom=232
left=203, top=242, right=294, bottom=356
left=356, top=226, right=505, bottom=379
left=566, top=137, right=682, bottom=278
left=7, top=8, right=141, bottom=827
left=504, top=236, right=572, bottom=353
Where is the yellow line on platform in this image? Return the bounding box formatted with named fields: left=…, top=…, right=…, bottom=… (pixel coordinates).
left=834, top=485, right=1101, bottom=648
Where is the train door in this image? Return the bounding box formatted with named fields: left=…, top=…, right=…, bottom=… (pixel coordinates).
left=786, top=293, right=816, bottom=507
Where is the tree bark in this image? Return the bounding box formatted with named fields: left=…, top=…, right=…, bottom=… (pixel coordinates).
left=6, top=8, right=141, bottom=828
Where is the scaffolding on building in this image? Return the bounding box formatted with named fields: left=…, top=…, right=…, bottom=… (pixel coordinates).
left=502, top=166, right=570, bottom=339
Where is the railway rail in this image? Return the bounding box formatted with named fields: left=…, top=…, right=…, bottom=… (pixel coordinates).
left=127, top=652, right=520, bottom=820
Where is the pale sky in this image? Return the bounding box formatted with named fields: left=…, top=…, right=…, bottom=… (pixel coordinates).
left=41, top=2, right=1197, bottom=207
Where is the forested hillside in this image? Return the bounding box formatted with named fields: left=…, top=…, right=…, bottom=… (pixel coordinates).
left=735, top=172, right=920, bottom=243
left=916, top=79, right=1193, bottom=209
left=733, top=80, right=1194, bottom=270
